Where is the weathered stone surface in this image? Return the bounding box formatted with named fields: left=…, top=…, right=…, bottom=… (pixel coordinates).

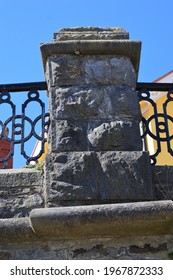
left=0, top=235, right=172, bottom=259
left=49, top=119, right=142, bottom=152
left=68, top=239, right=170, bottom=260
left=0, top=168, right=44, bottom=218
left=44, top=152, right=98, bottom=205
left=152, top=166, right=173, bottom=200
left=0, top=217, right=35, bottom=242
left=85, top=56, right=136, bottom=86
left=53, top=27, right=129, bottom=41
left=49, top=119, right=88, bottom=152
left=44, top=151, right=153, bottom=206
left=0, top=168, right=42, bottom=187
left=50, top=85, right=141, bottom=121
left=98, top=151, right=153, bottom=201
left=87, top=120, right=142, bottom=151
left=46, top=55, right=136, bottom=87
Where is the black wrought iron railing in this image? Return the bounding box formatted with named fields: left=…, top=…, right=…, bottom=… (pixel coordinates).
left=0, top=81, right=173, bottom=168
left=136, top=82, right=173, bottom=165
left=0, top=82, right=49, bottom=169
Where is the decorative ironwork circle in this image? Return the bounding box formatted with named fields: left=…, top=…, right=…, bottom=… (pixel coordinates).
left=146, top=113, right=173, bottom=141
left=4, top=115, right=33, bottom=143
left=158, top=122, right=166, bottom=133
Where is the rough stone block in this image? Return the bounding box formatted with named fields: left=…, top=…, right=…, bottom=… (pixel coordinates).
left=44, top=151, right=153, bottom=206
left=46, top=55, right=136, bottom=87
left=98, top=151, right=153, bottom=201
left=44, top=152, right=98, bottom=205
left=0, top=169, right=44, bottom=218
left=50, top=85, right=141, bottom=121
left=49, top=119, right=88, bottom=152
left=84, top=56, right=136, bottom=87
left=48, top=118, right=142, bottom=152
left=88, top=120, right=142, bottom=151
left=0, top=168, right=42, bottom=187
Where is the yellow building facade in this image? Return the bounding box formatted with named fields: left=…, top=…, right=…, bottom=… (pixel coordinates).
left=140, top=70, right=173, bottom=165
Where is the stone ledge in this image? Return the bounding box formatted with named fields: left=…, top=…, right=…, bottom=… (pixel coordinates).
left=1, top=201, right=173, bottom=243
left=30, top=201, right=173, bottom=239
left=40, top=40, right=141, bottom=76
left=0, top=217, right=35, bottom=242
left=0, top=168, right=43, bottom=187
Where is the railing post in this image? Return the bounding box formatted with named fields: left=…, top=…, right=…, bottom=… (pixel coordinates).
left=40, top=27, right=153, bottom=207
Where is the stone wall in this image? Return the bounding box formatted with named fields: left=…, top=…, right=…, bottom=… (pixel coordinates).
left=0, top=168, right=43, bottom=218
left=1, top=235, right=173, bottom=260
left=1, top=165, right=172, bottom=219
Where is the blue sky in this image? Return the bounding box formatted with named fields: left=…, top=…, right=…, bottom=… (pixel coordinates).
left=0, top=0, right=173, bottom=167
left=0, top=0, right=173, bottom=83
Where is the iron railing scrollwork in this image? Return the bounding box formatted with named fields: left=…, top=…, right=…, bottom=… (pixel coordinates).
left=1, top=81, right=173, bottom=168
left=0, top=82, right=49, bottom=168
left=136, top=82, right=173, bottom=165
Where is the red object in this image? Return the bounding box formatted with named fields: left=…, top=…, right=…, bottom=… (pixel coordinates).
left=0, top=139, right=13, bottom=168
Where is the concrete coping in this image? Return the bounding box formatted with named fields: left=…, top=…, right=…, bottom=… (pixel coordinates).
left=0, top=217, right=36, bottom=242
left=0, top=167, right=41, bottom=174
left=0, top=201, right=173, bottom=242
left=53, top=27, right=129, bottom=41
left=40, top=40, right=141, bottom=77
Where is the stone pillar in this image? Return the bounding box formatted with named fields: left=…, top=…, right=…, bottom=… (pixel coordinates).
left=40, top=27, right=153, bottom=207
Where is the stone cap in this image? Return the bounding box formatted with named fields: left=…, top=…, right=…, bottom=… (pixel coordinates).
left=1, top=201, right=173, bottom=243
left=40, top=40, right=141, bottom=77
left=53, top=27, right=129, bottom=41
left=40, top=26, right=141, bottom=78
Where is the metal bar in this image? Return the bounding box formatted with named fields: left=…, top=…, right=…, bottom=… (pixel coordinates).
left=0, top=81, right=173, bottom=93
left=136, top=82, right=173, bottom=91
left=0, top=82, right=173, bottom=92
left=0, top=82, right=47, bottom=92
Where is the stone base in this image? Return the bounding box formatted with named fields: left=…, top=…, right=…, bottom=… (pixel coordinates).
left=44, top=151, right=153, bottom=207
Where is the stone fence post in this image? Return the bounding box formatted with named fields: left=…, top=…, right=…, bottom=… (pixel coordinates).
left=40, top=27, right=153, bottom=207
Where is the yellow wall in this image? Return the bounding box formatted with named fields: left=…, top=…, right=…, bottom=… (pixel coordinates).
left=140, top=93, right=173, bottom=165
left=38, top=141, right=48, bottom=163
